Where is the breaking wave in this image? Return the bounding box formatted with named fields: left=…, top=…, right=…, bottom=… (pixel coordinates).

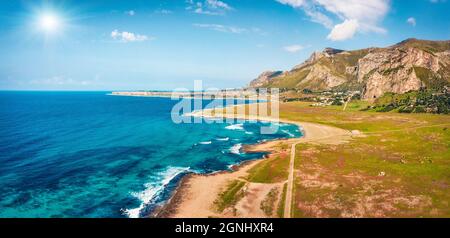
left=123, top=166, right=190, bottom=218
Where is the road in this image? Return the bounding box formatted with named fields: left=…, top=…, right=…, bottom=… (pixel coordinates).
left=283, top=141, right=300, bottom=218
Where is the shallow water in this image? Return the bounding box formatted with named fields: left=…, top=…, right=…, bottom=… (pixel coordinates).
left=0, top=92, right=302, bottom=218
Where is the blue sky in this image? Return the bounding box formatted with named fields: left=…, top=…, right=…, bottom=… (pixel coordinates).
left=0, top=0, right=449, bottom=90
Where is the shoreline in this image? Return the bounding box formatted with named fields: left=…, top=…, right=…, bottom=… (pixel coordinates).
left=152, top=137, right=293, bottom=218
left=152, top=159, right=262, bottom=218
left=108, top=92, right=263, bottom=101
left=152, top=103, right=354, bottom=218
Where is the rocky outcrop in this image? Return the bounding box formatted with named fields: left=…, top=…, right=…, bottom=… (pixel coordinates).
left=358, top=43, right=445, bottom=99
left=298, top=64, right=347, bottom=89
left=323, top=47, right=345, bottom=55
left=293, top=47, right=344, bottom=70
left=248, top=71, right=283, bottom=88
left=249, top=39, right=450, bottom=101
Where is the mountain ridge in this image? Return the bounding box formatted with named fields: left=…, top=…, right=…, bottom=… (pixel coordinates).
left=249, top=38, right=450, bottom=100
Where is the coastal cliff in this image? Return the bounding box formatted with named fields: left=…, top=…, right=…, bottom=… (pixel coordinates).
left=249, top=39, right=450, bottom=100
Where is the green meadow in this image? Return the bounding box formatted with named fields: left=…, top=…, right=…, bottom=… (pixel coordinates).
left=281, top=102, right=450, bottom=217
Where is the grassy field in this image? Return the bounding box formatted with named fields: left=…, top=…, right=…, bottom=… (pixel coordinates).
left=280, top=101, right=450, bottom=217
left=247, top=150, right=289, bottom=183
left=277, top=183, right=288, bottom=218
left=214, top=180, right=246, bottom=213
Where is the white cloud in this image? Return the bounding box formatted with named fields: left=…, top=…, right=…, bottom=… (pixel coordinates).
left=407, top=17, right=416, bottom=27
left=327, top=19, right=359, bottom=41
left=315, top=0, right=389, bottom=27
left=187, top=0, right=232, bottom=15
left=125, top=10, right=135, bottom=16
left=29, top=76, right=91, bottom=86
left=193, top=23, right=266, bottom=35
left=193, top=23, right=247, bottom=33
left=277, top=0, right=306, bottom=7
left=206, top=0, right=232, bottom=10
left=111, top=30, right=152, bottom=42
left=275, top=0, right=390, bottom=40
left=155, top=9, right=173, bottom=14
left=304, top=8, right=334, bottom=28
left=283, top=44, right=305, bottom=53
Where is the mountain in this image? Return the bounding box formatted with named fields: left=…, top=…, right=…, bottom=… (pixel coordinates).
left=249, top=38, right=450, bottom=100
left=249, top=71, right=284, bottom=88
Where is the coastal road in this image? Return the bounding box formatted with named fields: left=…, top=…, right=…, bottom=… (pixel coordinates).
left=283, top=142, right=299, bottom=218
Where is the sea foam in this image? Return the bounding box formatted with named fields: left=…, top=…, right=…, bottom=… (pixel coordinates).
left=281, top=129, right=295, bottom=137
left=229, top=143, right=242, bottom=155
left=123, top=166, right=190, bottom=218
left=199, top=141, right=212, bottom=145
left=225, top=124, right=244, bottom=130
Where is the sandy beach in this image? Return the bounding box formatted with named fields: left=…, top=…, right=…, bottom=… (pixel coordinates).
left=157, top=103, right=354, bottom=218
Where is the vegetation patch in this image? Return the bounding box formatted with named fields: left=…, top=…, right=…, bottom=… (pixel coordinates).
left=277, top=183, right=288, bottom=218
left=381, top=65, right=405, bottom=76
left=247, top=154, right=289, bottom=183
left=400, top=39, right=450, bottom=54
left=268, top=69, right=310, bottom=89
left=414, top=67, right=449, bottom=90
left=214, top=180, right=246, bottom=213
left=260, top=187, right=280, bottom=216
left=367, top=90, right=450, bottom=114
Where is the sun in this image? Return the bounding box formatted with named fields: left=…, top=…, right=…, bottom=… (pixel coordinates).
left=39, top=14, right=60, bottom=32
left=28, top=5, right=74, bottom=40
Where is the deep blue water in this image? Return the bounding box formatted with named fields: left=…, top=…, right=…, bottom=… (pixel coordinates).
left=0, top=92, right=302, bottom=218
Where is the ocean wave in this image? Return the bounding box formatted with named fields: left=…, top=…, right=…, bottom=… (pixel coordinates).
left=270, top=122, right=286, bottom=127
left=245, top=131, right=254, bottom=135
left=216, top=137, right=229, bottom=141
left=227, top=164, right=235, bottom=170
left=123, top=166, right=190, bottom=218
left=225, top=124, right=244, bottom=130
left=229, top=143, right=242, bottom=155
left=199, top=141, right=212, bottom=145
left=281, top=129, right=295, bottom=137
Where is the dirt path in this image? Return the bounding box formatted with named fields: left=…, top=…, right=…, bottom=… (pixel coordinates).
left=282, top=123, right=353, bottom=218
left=284, top=142, right=297, bottom=218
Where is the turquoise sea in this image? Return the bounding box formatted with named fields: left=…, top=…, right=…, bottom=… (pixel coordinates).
left=0, top=92, right=302, bottom=218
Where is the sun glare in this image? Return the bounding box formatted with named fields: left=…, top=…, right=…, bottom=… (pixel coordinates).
left=39, top=14, right=60, bottom=32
